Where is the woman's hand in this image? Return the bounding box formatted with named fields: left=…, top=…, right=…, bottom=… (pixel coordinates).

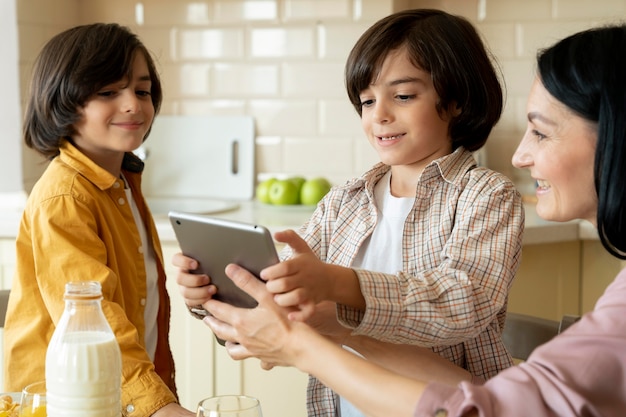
left=304, top=301, right=351, bottom=345
left=203, top=263, right=305, bottom=367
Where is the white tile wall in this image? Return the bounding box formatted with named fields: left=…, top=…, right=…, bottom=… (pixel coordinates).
left=14, top=0, right=626, bottom=191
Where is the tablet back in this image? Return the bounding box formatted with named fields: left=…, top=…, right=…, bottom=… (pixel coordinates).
left=168, top=211, right=279, bottom=309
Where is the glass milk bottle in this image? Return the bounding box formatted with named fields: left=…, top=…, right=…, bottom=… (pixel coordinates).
left=45, top=281, right=122, bottom=417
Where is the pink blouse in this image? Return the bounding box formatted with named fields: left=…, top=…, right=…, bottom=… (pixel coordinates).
left=414, top=267, right=626, bottom=417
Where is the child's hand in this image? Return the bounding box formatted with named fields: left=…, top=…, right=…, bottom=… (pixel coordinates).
left=259, top=230, right=364, bottom=321
left=172, top=252, right=217, bottom=308
left=260, top=230, right=332, bottom=310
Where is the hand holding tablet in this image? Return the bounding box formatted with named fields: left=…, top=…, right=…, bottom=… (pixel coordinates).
left=168, top=211, right=280, bottom=344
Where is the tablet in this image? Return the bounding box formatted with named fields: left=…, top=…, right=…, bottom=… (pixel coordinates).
left=168, top=211, right=279, bottom=328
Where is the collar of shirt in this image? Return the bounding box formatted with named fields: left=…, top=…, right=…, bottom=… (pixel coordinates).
left=58, top=139, right=144, bottom=191
left=338, top=146, right=478, bottom=197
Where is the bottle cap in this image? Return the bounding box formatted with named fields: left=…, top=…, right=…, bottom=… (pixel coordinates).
left=64, top=281, right=102, bottom=300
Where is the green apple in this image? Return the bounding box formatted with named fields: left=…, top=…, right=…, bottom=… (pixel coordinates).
left=288, top=176, right=306, bottom=203
left=300, top=177, right=332, bottom=205
left=255, top=178, right=277, bottom=204
left=268, top=179, right=300, bottom=205
left=289, top=176, right=306, bottom=190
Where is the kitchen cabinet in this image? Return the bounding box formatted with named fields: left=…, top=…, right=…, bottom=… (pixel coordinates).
left=580, top=240, right=624, bottom=313
left=507, top=241, right=581, bottom=321
left=507, top=239, right=623, bottom=321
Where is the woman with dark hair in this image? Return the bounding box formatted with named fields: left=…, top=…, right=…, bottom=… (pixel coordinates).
left=191, top=24, right=626, bottom=417
left=4, top=23, right=194, bottom=416
left=175, top=9, right=524, bottom=417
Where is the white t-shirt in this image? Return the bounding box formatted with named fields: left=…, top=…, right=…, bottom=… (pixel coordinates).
left=340, top=170, right=413, bottom=417
left=124, top=178, right=159, bottom=361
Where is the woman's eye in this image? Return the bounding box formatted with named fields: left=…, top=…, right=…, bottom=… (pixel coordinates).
left=136, top=90, right=152, bottom=97
left=360, top=99, right=374, bottom=108
left=97, top=90, right=116, bottom=97
left=532, top=129, right=547, bottom=140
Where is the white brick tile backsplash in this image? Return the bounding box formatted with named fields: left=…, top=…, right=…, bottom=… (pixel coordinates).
left=78, top=0, right=138, bottom=25
left=283, top=0, right=352, bottom=20
left=477, top=22, right=517, bottom=58
left=141, top=0, right=212, bottom=26
left=249, top=99, right=317, bottom=136
left=318, top=23, right=372, bottom=59
left=499, top=58, right=535, bottom=96
left=213, top=64, right=280, bottom=97
left=179, top=64, right=212, bottom=96
left=134, top=27, right=174, bottom=63
left=356, top=0, right=395, bottom=20
left=177, top=99, right=247, bottom=116
left=483, top=0, right=552, bottom=21
left=14, top=0, right=626, bottom=186
left=255, top=136, right=283, bottom=173
left=518, top=21, right=601, bottom=57
left=553, top=0, right=625, bottom=19
left=282, top=62, right=346, bottom=98
left=283, top=136, right=354, bottom=176
left=215, top=0, right=279, bottom=22
left=318, top=100, right=362, bottom=136
left=17, top=0, right=79, bottom=25
left=177, top=28, right=245, bottom=60
left=249, top=27, right=315, bottom=58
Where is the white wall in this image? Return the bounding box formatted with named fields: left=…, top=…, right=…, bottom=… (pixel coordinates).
left=0, top=0, right=26, bottom=208
left=10, top=0, right=626, bottom=199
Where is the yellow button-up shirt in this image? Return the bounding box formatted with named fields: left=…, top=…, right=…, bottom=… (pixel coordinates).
left=4, top=140, right=178, bottom=416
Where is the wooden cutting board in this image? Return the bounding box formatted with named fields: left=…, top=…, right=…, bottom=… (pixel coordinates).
left=141, top=115, right=255, bottom=201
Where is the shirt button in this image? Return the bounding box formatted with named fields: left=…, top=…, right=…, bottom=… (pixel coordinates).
left=126, top=404, right=135, bottom=413
left=434, top=408, right=448, bottom=417
left=357, top=223, right=367, bottom=233
left=118, top=197, right=125, bottom=205
left=138, top=246, right=144, bottom=254
left=113, top=182, right=120, bottom=189
left=140, top=298, right=146, bottom=306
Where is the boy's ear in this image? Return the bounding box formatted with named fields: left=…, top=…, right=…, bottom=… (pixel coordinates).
left=450, top=102, right=462, bottom=117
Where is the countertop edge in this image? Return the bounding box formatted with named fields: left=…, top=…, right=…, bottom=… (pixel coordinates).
left=1, top=201, right=593, bottom=246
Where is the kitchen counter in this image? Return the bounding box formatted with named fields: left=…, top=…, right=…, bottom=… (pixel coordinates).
left=0, top=199, right=597, bottom=244
left=154, top=200, right=596, bottom=246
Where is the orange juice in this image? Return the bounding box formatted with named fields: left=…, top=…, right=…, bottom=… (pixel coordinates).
left=20, top=405, right=46, bottom=417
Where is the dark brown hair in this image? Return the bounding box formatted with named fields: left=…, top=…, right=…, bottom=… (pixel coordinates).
left=345, top=9, right=503, bottom=152
left=23, top=23, right=163, bottom=159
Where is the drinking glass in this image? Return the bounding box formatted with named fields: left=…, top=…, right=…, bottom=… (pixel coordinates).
left=196, top=395, right=262, bottom=417
left=19, top=381, right=46, bottom=417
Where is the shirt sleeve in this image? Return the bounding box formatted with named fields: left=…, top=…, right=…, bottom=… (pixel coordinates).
left=338, top=186, right=524, bottom=346
left=413, top=269, right=626, bottom=417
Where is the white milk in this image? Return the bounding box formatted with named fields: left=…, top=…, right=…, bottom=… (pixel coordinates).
left=45, top=330, right=122, bottom=417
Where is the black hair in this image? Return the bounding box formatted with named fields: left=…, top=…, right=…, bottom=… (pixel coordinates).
left=344, top=9, right=503, bottom=152
left=537, top=25, right=626, bottom=259
left=23, top=23, right=162, bottom=159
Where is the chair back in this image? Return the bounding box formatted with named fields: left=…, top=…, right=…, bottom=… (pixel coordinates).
left=0, top=289, right=10, bottom=328
left=503, top=312, right=580, bottom=361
